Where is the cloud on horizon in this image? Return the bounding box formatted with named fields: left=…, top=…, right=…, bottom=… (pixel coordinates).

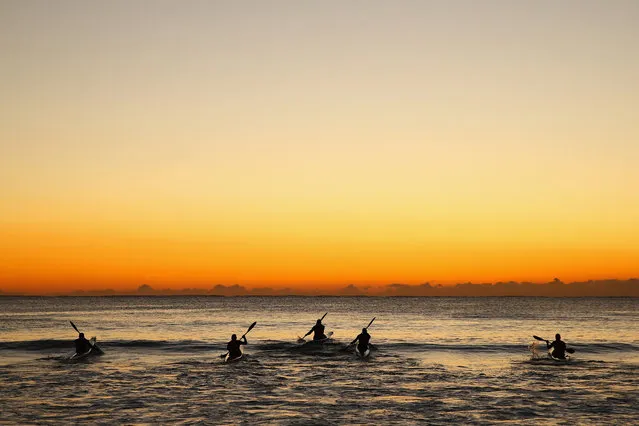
left=375, top=278, right=639, bottom=297
left=2, top=279, right=638, bottom=297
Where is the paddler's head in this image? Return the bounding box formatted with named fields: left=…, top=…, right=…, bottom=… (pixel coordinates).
left=555, top=333, right=561, bottom=341
left=79, top=333, right=85, bottom=339
left=316, top=319, right=322, bottom=325
left=231, top=334, right=237, bottom=341
left=362, top=328, right=368, bottom=334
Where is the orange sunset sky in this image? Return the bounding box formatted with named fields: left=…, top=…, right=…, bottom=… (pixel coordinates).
left=1, top=1, right=638, bottom=294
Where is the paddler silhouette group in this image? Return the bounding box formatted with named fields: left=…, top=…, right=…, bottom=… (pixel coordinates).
left=68, top=315, right=573, bottom=362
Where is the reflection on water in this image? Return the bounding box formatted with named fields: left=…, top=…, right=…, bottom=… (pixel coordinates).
left=0, top=296, right=638, bottom=424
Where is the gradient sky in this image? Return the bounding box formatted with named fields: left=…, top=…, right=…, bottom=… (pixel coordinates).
left=1, top=1, right=638, bottom=293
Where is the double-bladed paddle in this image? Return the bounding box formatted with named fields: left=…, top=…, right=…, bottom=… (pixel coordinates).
left=220, top=321, right=257, bottom=358
left=297, top=312, right=328, bottom=343
left=532, top=335, right=575, bottom=354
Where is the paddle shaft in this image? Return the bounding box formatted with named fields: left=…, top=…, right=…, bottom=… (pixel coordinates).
left=366, top=317, right=376, bottom=329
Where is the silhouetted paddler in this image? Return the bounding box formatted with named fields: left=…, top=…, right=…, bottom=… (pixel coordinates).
left=304, top=319, right=327, bottom=341
left=350, top=328, right=371, bottom=354
left=74, top=332, right=91, bottom=354
left=547, top=333, right=567, bottom=359
left=227, top=334, right=247, bottom=358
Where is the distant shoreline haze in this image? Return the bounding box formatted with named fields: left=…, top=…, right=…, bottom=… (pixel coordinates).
left=1, top=278, right=637, bottom=297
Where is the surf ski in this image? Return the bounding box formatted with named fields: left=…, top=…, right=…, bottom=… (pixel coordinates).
left=548, top=348, right=571, bottom=362
left=302, top=331, right=334, bottom=345
left=355, top=345, right=370, bottom=358
left=224, top=352, right=244, bottom=363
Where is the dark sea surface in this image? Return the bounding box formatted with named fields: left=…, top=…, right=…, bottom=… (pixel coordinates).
left=0, top=296, right=637, bottom=425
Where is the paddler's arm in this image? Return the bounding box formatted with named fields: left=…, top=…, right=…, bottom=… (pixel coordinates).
left=240, top=336, right=247, bottom=345
left=349, top=336, right=359, bottom=346
left=303, top=327, right=314, bottom=338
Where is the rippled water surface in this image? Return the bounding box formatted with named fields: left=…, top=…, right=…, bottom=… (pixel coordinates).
left=1, top=296, right=638, bottom=424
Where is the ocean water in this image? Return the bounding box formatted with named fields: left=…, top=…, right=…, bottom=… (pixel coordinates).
left=0, top=296, right=637, bottom=425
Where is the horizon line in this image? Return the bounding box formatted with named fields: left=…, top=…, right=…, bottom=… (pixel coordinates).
left=2, top=278, right=637, bottom=297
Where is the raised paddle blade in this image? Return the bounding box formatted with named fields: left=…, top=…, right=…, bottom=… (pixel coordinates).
left=70, top=321, right=80, bottom=333
left=243, top=321, right=257, bottom=337
left=532, top=335, right=546, bottom=341
left=366, top=317, right=376, bottom=329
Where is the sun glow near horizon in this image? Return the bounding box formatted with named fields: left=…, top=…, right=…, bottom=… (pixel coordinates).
left=1, top=1, right=639, bottom=294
